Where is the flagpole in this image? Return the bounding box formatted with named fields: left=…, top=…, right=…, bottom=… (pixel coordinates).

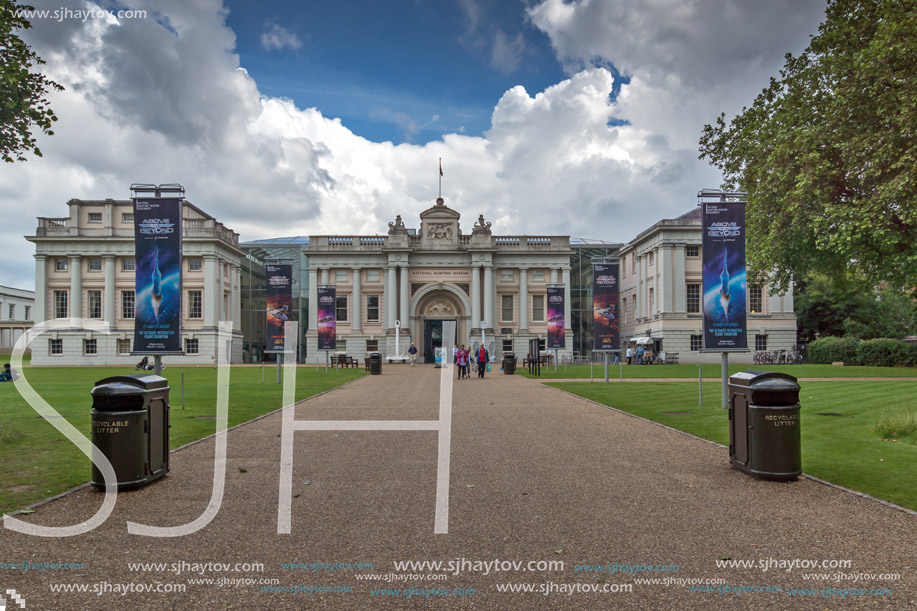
left=439, top=158, right=442, bottom=198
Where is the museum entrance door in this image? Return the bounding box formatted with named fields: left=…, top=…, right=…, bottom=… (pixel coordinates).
left=423, top=319, right=456, bottom=364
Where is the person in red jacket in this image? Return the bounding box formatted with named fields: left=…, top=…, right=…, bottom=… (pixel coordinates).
left=476, top=345, right=489, bottom=378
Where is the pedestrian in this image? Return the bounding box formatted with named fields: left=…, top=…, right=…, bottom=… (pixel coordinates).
left=456, top=344, right=464, bottom=379
left=636, top=344, right=645, bottom=365
left=408, top=342, right=417, bottom=366
left=463, top=346, right=471, bottom=378
left=626, top=346, right=633, bottom=365
left=457, top=345, right=468, bottom=379
left=477, top=344, right=489, bottom=378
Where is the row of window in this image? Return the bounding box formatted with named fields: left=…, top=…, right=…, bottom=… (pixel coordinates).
left=52, top=257, right=205, bottom=273
left=50, top=337, right=200, bottom=356
left=86, top=212, right=134, bottom=224
left=635, top=284, right=764, bottom=316
left=6, top=304, right=31, bottom=320
left=626, top=245, right=701, bottom=274
left=51, top=290, right=204, bottom=320
left=328, top=269, right=551, bottom=283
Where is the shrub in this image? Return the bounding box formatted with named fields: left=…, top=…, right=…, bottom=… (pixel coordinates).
left=808, top=336, right=860, bottom=364
left=856, top=338, right=917, bottom=367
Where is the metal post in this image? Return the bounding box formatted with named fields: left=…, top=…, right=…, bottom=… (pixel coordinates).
left=619, top=358, right=623, bottom=382
left=590, top=358, right=593, bottom=382
left=277, top=354, right=282, bottom=385
left=181, top=372, right=185, bottom=409
left=721, top=352, right=728, bottom=410
left=325, top=350, right=329, bottom=373
left=154, top=355, right=162, bottom=376
left=261, top=362, right=264, bottom=384
left=699, top=365, right=703, bottom=408
left=604, top=352, right=609, bottom=384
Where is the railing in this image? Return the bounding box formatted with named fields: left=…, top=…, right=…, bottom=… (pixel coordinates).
left=35, top=218, right=71, bottom=236
left=493, top=236, right=568, bottom=250
left=36, top=217, right=239, bottom=246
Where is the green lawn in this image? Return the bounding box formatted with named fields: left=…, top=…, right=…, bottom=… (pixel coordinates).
left=0, top=365, right=365, bottom=514
left=520, top=362, right=917, bottom=379
left=548, top=380, right=917, bottom=510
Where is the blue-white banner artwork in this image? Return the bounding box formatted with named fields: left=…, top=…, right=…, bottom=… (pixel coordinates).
left=702, top=202, right=747, bottom=351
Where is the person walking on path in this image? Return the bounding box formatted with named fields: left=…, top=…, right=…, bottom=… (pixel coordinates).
left=626, top=346, right=633, bottom=365
left=408, top=343, right=418, bottom=366
left=456, top=344, right=464, bottom=379
left=457, top=345, right=468, bottom=379
left=476, top=345, right=489, bottom=378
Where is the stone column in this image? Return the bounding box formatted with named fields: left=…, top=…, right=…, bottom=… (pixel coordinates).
left=641, top=254, right=649, bottom=318
left=550, top=268, right=558, bottom=284
left=308, top=267, right=318, bottom=329
left=660, top=245, right=674, bottom=313
left=34, top=255, right=46, bottom=324
left=519, top=267, right=528, bottom=331
left=103, top=254, right=116, bottom=326
left=204, top=255, right=217, bottom=327
left=232, top=264, right=241, bottom=330
left=386, top=265, right=397, bottom=329
left=352, top=267, right=362, bottom=331
left=471, top=265, right=481, bottom=329
left=484, top=265, right=494, bottom=329
left=634, top=255, right=642, bottom=319
left=321, top=268, right=329, bottom=285
left=69, top=255, right=82, bottom=320
left=674, top=245, right=687, bottom=313
left=218, top=260, right=226, bottom=322
left=399, top=264, right=409, bottom=328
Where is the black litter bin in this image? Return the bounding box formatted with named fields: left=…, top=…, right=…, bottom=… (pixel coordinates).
left=503, top=352, right=516, bottom=374
left=728, top=371, right=801, bottom=481
left=369, top=352, right=382, bottom=375
left=90, top=374, right=170, bottom=489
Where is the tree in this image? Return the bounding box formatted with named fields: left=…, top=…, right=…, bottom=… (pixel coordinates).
left=0, top=0, right=63, bottom=162
left=699, top=0, right=916, bottom=292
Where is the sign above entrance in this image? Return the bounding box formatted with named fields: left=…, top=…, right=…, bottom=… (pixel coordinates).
left=409, top=269, right=472, bottom=282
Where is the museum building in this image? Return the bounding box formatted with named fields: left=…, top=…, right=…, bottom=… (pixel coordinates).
left=302, top=197, right=573, bottom=363
left=26, top=199, right=244, bottom=365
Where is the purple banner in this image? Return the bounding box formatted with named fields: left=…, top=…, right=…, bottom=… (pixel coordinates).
left=593, top=263, right=619, bottom=351
left=265, top=264, right=292, bottom=353
left=132, top=198, right=182, bottom=354
left=546, top=286, right=565, bottom=349
left=316, top=287, right=336, bottom=350
left=702, top=202, right=748, bottom=351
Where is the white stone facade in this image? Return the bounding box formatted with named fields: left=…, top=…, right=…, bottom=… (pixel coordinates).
left=305, top=199, right=573, bottom=364
left=26, top=199, right=244, bottom=365
left=0, top=285, right=35, bottom=350
left=619, top=208, right=797, bottom=364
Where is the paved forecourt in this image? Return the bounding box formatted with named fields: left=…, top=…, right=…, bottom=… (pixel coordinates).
left=1, top=364, right=914, bottom=609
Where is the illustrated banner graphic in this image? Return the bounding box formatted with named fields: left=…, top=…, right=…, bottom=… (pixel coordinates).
left=593, top=263, right=619, bottom=351
left=702, top=202, right=748, bottom=350
left=133, top=198, right=182, bottom=353
left=265, top=264, right=292, bottom=352
left=546, top=286, right=565, bottom=349
left=316, top=287, right=336, bottom=350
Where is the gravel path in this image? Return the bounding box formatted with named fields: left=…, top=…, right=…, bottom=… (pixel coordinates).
left=1, top=365, right=913, bottom=610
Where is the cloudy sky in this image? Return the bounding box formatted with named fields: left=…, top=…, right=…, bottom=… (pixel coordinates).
left=1, top=0, right=828, bottom=290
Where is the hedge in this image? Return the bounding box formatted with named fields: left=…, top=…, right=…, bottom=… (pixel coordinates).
left=808, top=337, right=860, bottom=364
left=808, top=336, right=917, bottom=367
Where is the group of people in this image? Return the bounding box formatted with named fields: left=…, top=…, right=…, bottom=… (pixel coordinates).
left=454, top=344, right=490, bottom=379
left=625, top=345, right=647, bottom=365
left=405, top=342, right=490, bottom=377
left=0, top=363, right=18, bottom=382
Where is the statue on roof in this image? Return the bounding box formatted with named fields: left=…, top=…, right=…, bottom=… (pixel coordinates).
left=472, top=214, right=492, bottom=235
left=388, top=214, right=407, bottom=235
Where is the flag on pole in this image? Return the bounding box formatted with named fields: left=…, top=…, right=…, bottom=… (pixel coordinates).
left=439, top=159, right=443, bottom=177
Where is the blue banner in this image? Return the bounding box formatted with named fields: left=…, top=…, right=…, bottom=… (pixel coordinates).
left=593, top=263, right=619, bottom=351
left=133, top=198, right=183, bottom=353
left=265, top=264, right=292, bottom=353
left=702, top=202, right=747, bottom=351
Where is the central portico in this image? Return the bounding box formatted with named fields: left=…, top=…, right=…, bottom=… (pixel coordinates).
left=305, top=198, right=572, bottom=363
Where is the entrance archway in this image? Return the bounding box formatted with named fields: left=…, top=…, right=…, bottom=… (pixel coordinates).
left=413, top=288, right=467, bottom=363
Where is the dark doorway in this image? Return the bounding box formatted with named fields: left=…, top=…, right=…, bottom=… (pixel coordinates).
left=423, top=319, right=456, bottom=363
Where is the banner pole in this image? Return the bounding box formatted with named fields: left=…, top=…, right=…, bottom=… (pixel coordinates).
left=325, top=350, right=329, bottom=373
left=277, top=354, right=282, bottom=385
left=721, top=352, right=728, bottom=410
left=699, top=365, right=703, bottom=408
left=604, top=352, right=609, bottom=384
left=154, top=355, right=162, bottom=376
left=181, top=372, right=185, bottom=409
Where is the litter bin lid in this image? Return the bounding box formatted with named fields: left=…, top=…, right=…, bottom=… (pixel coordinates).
left=504, top=352, right=515, bottom=357
left=729, top=370, right=800, bottom=405
left=92, top=374, right=169, bottom=395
